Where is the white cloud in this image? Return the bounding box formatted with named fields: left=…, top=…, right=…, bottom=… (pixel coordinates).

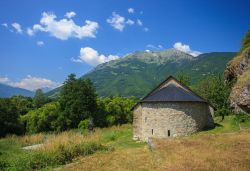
left=128, top=8, right=134, bottom=13
left=12, top=22, right=22, bottom=33
left=65, top=11, right=76, bottom=18
left=72, top=47, right=119, bottom=66
left=146, top=44, right=164, bottom=50
left=144, top=27, right=149, bottom=32
left=0, top=76, right=10, bottom=84
left=126, top=19, right=135, bottom=25
left=2, top=23, right=8, bottom=28
left=107, top=12, right=126, bottom=31
left=0, top=75, right=60, bottom=91
left=173, top=42, right=202, bottom=57
left=37, top=41, right=44, bottom=47
left=26, top=28, right=34, bottom=36
left=10, top=75, right=60, bottom=91
left=145, top=50, right=151, bottom=53
left=27, top=12, right=99, bottom=40
left=107, top=12, right=145, bottom=31
left=137, top=19, right=143, bottom=26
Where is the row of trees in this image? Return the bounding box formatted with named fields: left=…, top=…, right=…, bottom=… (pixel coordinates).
left=0, top=89, right=51, bottom=137
left=0, top=74, right=137, bottom=136
left=1, top=72, right=232, bottom=137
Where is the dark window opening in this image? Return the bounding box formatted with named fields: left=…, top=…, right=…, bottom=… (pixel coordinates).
left=168, top=130, right=170, bottom=137
left=145, top=117, right=147, bottom=122
left=152, top=129, right=154, bottom=135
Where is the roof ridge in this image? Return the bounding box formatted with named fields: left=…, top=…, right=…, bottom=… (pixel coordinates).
left=131, top=75, right=214, bottom=110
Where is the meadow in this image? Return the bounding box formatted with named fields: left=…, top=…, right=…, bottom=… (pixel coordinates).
left=0, top=115, right=250, bottom=171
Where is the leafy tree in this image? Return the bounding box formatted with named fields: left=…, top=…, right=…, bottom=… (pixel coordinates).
left=10, top=96, right=34, bottom=115
left=59, top=74, right=97, bottom=130
left=33, top=89, right=48, bottom=108
left=195, top=75, right=231, bottom=118
left=21, top=102, right=60, bottom=133
left=0, top=98, right=24, bottom=136
left=95, top=96, right=137, bottom=127
left=176, top=72, right=191, bottom=86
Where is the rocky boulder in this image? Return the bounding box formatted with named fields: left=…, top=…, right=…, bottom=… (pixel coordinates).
left=225, top=47, right=250, bottom=114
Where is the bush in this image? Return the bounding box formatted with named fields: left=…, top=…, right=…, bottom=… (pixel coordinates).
left=235, top=113, right=250, bottom=123
left=95, top=96, right=137, bottom=127
left=78, top=119, right=90, bottom=134
left=102, top=131, right=119, bottom=141
left=215, top=107, right=231, bottom=117
left=0, top=98, right=24, bottom=137
left=21, top=102, right=61, bottom=133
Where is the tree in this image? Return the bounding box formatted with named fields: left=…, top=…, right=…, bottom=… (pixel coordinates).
left=195, top=75, right=231, bottom=119
left=0, top=98, right=24, bottom=137
left=33, top=89, right=48, bottom=108
left=176, top=72, right=191, bottom=86
left=21, top=102, right=61, bottom=133
left=95, top=96, right=137, bottom=127
left=10, top=96, right=34, bottom=115
left=59, top=74, right=97, bottom=130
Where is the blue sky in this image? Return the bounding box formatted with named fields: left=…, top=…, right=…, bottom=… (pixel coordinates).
left=0, top=0, right=249, bottom=91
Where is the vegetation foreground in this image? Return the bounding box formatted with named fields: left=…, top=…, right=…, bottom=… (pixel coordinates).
left=0, top=115, right=250, bottom=171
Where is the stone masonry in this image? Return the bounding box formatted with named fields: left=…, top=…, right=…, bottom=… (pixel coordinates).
left=133, top=102, right=214, bottom=141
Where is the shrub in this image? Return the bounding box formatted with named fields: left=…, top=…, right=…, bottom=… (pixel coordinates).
left=102, top=131, right=118, bottom=141
left=235, top=113, right=250, bottom=123
left=78, top=119, right=90, bottom=134
left=21, top=102, right=61, bottom=133
left=0, top=98, right=24, bottom=137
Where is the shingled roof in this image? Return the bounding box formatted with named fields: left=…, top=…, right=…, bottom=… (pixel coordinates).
left=142, top=83, right=206, bottom=102
left=132, top=75, right=213, bottom=110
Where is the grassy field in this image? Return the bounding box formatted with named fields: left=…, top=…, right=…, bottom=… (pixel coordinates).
left=0, top=115, right=250, bottom=171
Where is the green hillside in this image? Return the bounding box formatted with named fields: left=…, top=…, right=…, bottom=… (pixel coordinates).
left=47, top=49, right=236, bottom=98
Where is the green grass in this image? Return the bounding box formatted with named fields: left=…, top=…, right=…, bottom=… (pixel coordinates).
left=0, top=125, right=144, bottom=171
left=1, top=115, right=249, bottom=171
left=235, top=113, right=250, bottom=128
left=101, top=125, right=145, bottom=149
left=195, top=114, right=250, bottom=136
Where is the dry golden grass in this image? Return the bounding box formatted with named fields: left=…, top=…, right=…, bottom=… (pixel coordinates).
left=227, top=47, right=250, bottom=100
left=231, top=67, right=250, bottom=99
left=228, top=47, right=250, bottom=69
left=6, top=133, right=45, bottom=146
left=38, top=130, right=101, bottom=153
left=58, top=130, right=250, bottom=171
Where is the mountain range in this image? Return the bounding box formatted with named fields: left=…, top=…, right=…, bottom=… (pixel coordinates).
left=0, top=83, right=34, bottom=98
left=46, top=49, right=236, bottom=98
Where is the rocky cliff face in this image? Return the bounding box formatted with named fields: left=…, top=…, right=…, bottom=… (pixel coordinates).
left=225, top=47, right=250, bottom=113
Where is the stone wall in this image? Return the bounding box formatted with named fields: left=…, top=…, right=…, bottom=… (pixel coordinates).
left=133, top=102, right=214, bottom=141
left=133, top=104, right=142, bottom=140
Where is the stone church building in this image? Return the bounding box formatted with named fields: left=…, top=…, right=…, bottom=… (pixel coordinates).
left=132, top=76, right=214, bottom=141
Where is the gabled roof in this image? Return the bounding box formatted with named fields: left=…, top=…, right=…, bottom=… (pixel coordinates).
left=132, top=75, right=213, bottom=110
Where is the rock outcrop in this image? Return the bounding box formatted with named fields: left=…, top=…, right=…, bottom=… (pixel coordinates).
left=225, top=47, right=250, bottom=113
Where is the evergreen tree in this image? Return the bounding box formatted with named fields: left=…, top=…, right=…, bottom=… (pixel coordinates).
left=33, top=89, right=48, bottom=108
left=59, top=74, right=97, bottom=129
left=0, top=98, right=24, bottom=136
